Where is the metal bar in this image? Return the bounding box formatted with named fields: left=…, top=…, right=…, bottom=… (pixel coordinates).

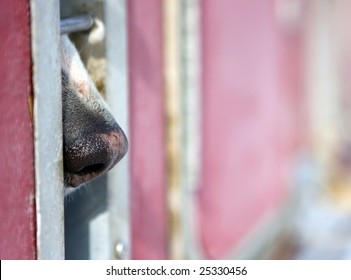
left=105, top=0, right=131, bottom=260
left=180, top=0, right=203, bottom=259
left=60, top=14, right=94, bottom=34
left=306, top=0, right=341, bottom=171
left=30, top=0, right=65, bottom=259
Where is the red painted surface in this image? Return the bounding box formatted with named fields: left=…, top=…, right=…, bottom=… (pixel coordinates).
left=128, top=0, right=167, bottom=259
left=198, top=0, right=302, bottom=259
left=0, top=0, right=36, bottom=259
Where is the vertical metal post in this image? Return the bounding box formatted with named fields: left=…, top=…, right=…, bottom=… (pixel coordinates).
left=105, top=0, right=130, bottom=260
left=180, top=0, right=203, bottom=259
left=305, top=0, right=341, bottom=182
left=30, top=0, right=65, bottom=259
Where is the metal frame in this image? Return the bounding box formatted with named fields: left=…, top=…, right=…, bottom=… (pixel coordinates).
left=105, top=0, right=130, bottom=260
left=180, top=0, right=203, bottom=259
left=30, top=0, right=129, bottom=260
left=30, top=0, right=65, bottom=260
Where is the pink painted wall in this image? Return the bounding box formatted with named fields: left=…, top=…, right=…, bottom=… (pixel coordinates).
left=128, top=0, right=167, bottom=259
left=0, top=0, right=36, bottom=259
left=198, top=0, right=302, bottom=259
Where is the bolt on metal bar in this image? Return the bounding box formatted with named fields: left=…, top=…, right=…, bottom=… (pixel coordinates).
left=60, top=14, right=94, bottom=34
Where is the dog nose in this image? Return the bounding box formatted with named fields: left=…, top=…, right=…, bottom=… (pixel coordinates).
left=64, top=128, right=128, bottom=187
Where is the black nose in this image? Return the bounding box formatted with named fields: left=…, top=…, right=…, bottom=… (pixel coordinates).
left=64, top=127, right=128, bottom=187
left=61, top=69, right=128, bottom=188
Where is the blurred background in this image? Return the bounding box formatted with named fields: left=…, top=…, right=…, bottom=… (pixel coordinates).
left=127, top=0, right=351, bottom=260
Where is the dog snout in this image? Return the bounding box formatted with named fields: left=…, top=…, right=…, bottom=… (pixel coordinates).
left=60, top=37, right=128, bottom=189
left=64, top=127, right=128, bottom=188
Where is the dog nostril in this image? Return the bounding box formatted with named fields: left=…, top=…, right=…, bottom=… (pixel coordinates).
left=76, top=163, right=106, bottom=176
left=63, top=127, right=128, bottom=188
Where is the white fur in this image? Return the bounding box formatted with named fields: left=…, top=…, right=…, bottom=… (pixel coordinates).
left=60, top=35, right=109, bottom=111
